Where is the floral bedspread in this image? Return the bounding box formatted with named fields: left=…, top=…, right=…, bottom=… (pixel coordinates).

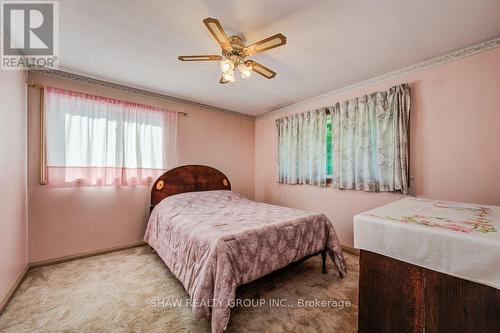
left=144, top=190, right=346, bottom=332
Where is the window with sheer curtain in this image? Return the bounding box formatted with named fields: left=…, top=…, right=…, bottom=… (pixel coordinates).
left=44, top=86, right=177, bottom=187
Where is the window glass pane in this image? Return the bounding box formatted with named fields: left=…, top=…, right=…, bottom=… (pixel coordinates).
left=326, top=115, right=332, bottom=176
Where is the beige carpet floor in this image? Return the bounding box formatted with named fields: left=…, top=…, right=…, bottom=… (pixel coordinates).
left=0, top=246, right=358, bottom=333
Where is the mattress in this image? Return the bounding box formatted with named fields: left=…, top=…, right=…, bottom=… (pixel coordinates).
left=144, top=190, right=346, bottom=332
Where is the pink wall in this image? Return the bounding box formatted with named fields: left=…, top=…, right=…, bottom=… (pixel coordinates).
left=23, top=47, right=500, bottom=261
left=0, top=69, right=28, bottom=303
left=255, top=47, right=500, bottom=247
left=27, top=72, right=255, bottom=263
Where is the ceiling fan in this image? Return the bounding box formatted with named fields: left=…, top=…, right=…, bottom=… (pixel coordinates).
left=178, top=18, right=286, bottom=84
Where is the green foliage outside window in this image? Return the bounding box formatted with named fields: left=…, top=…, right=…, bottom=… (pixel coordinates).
left=326, top=115, right=332, bottom=176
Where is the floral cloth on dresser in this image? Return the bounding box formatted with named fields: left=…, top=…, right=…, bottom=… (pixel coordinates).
left=354, top=197, right=500, bottom=290
left=364, top=198, right=496, bottom=234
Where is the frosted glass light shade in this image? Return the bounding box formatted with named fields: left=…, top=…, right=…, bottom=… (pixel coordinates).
left=238, top=63, right=252, bottom=79
left=222, top=70, right=236, bottom=82
left=220, top=59, right=234, bottom=73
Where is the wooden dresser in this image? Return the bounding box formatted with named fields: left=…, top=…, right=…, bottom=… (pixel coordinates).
left=354, top=197, right=500, bottom=333
left=358, top=250, right=500, bottom=333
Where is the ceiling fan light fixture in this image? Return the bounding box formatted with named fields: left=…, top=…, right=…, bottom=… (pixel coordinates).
left=238, top=63, right=252, bottom=79
left=222, top=70, right=236, bottom=82
left=220, top=59, right=234, bottom=73
left=179, top=18, right=285, bottom=84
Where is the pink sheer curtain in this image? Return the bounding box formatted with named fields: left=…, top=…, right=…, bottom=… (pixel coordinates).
left=44, top=86, right=177, bottom=187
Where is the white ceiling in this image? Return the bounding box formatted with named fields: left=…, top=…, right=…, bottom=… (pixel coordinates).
left=58, top=0, right=500, bottom=116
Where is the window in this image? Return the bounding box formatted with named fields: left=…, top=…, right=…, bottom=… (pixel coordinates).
left=44, top=86, right=177, bottom=187
left=276, top=84, right=410, bottom=193
left=326, top=114, right=333, bottom=177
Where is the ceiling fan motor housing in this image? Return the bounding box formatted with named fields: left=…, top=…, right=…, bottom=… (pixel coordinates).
left=228, top=36, right=245, bottom=52
left=223, top=36, right=246, bottom=64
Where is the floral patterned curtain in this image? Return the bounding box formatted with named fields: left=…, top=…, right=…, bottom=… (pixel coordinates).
left=276, top=109, right=327, bottom=186
left=331, top=84, right=410, bottom=193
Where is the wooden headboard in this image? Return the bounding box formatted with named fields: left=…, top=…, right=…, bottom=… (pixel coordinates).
left=150, top=165, right=231, bottom=211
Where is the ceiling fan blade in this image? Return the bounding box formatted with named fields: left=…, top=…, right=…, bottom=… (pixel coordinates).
left=244, top=33, right=286, bottom=56
left=245, top=60, right=276, bottom=79
left=203, top=17, right=232, bottom=51
left=178, top=55, right=222, bottom=61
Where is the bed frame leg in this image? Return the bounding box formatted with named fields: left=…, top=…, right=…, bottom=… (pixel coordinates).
left=321, top=250, right=327, bottom=274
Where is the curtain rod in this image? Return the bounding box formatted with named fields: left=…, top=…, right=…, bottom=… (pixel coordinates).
left=25, top=82, right=188, bottom=116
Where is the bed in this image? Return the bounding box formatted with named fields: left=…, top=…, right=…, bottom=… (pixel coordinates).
left=144, top=165, right=347, bottom=333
